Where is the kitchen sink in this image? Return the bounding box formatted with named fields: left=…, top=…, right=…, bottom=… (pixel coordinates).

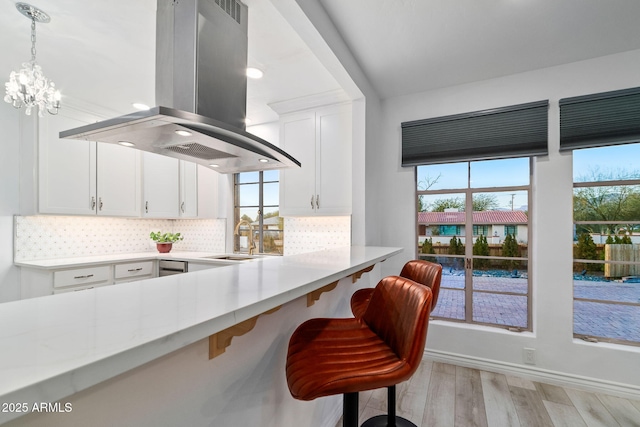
left=198, top=255, right=262, bottom=261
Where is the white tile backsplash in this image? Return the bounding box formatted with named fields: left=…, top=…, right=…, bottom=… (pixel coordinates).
left=14, top=215, right=351, bottom=261
left=284, top=216, right=351, bottom=255
left=14, top=216, right=226, bottom=262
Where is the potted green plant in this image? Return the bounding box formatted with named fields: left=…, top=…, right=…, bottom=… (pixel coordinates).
left=150, top=231, right=183, bottom=253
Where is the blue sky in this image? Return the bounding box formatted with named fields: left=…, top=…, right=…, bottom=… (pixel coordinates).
left=417, top=143, right=640, bottom=212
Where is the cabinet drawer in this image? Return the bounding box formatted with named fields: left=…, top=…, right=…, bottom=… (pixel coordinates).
left=114, top=261, right=154, bottom=280
left=53, top=282, right=110, bottom=294
left=53, top=266, right=111, bottom=289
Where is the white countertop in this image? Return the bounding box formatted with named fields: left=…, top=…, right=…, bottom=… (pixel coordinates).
left=0, top=246, right=401, bottom=424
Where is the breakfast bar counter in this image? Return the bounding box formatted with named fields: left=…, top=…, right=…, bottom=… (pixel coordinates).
left=0, top=246, right=401, bottom=425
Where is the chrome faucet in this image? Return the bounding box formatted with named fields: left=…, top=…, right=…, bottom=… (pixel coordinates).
left=234, top=219, right=256, bottom=255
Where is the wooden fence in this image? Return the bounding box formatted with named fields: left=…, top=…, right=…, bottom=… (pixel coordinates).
left=604, top=244, right=640, bottom=278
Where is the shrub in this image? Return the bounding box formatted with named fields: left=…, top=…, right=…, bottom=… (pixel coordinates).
left=448, top=236, right=464, bottom=255
left=421, top=237, right=435, bottom=254
left=473, top=234, right=489, bottom=269
left=502, top=233, right=520, bottom=270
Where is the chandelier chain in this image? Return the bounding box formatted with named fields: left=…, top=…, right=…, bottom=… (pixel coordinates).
left=30, top=19, right=37, bottom=62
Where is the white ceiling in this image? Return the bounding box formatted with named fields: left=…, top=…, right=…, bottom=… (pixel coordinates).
left=318, top=0, right=640, bottom=99
left=2, top=0, right=640, bottom=124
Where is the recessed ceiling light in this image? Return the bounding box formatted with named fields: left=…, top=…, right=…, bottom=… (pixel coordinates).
left=246, top=67, right=264, bottom=79
left=132, top=103, right=150, bottom=111
left=175, top=130, right=192, bottom=137
left=245, top=118, right=252, bottom=125
left=259, top=158, right=269, bottom=163
left=118, top=141, right=135, bottom=147
left=209, top=164, right=220, bottom=168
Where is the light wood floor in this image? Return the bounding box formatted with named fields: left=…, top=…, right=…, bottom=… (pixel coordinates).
left=337, top=358, right=640, bottom=427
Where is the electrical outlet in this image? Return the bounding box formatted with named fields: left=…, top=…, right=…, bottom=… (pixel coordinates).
left=523, top=348, right=536, bottom=365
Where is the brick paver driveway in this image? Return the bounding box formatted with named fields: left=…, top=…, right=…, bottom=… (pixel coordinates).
left=431, top=271, right=640, bottom=343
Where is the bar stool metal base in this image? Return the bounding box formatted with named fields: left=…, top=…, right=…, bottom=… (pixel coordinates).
left=359, top=385, right=418, bottom=427
left=361, top=415, right=417, bottom=427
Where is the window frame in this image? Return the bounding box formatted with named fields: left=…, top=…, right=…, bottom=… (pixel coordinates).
left=233, top=171, right=282, bottom=255
left=416, top=159, right=533, bottom=331
left=572, top=171, right=640, bottom=347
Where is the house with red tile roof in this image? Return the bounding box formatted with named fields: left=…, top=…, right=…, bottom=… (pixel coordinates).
left=418, top=209, right=528, bottom=244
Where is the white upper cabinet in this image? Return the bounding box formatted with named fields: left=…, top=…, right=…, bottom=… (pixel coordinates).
left=38, top=108, right=140, bottom=216
left=197, top=165, right=220, bottom=219
left=142, top=153, right=200, bottom=218
left=280, top=103, right=352, bottom=216
left=179, top=160, right=198, bottom=218
left=96, top=143, right=141, bottom=217
left=142, top=152, right=180, bottom=218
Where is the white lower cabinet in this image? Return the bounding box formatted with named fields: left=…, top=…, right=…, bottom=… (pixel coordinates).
left=53, top=266, right=111, bottom=294
left=279, top=103, right=352, bottom=216
left=114, top=261, right=155, bottom=284
left=187, top=262, right=225, bottom=272
left=21, top=260, right=158, bottom=298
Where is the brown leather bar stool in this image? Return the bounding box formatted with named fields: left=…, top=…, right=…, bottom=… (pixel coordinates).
left=286, top=275, right=433, bottom=427
left=351, top=259, right=442, bottom=318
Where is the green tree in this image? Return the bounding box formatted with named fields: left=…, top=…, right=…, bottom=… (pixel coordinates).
left=472, top=194, right=499, bottom=211
left=573, top=167, right=640, bottom=235
left=421, top=237, right=435, bottom=254
left=575, top=232, right=600, bottom=273
left=575, top=232, right=597, bottom=260
left=430, top=194, right=499, bottom=212
left=432, top=198, right=465, bottom=212
left=502, top=233, right=520, bottom=270
left=473, top=234, right=490, bottom=269
left=448, top=236, right=464, bottom=255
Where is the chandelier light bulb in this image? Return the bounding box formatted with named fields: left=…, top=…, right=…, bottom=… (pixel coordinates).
left=4, top=3, right=60, bottom=117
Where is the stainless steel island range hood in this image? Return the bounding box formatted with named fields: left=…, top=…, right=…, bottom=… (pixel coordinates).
left=60, top=0, right=300, bottom=174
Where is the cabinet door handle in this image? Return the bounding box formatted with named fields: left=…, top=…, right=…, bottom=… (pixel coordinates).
left=316, top=195, right=319, bottom=210
left=99, top=197, right=103, bottom=211
left=128, top=268, right=143, bottom=272
left=145, top=201, right=149, bottom=213
left=310, top=195, right=315, bottom=209
left=73, top=274, right=94, bottom=279
left=181, top=202, right=185, bottom=213
left=91, top=196, right=96, bottom=210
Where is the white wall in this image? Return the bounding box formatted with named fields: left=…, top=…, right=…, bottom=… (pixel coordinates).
left=377, top=49, right=640, bottom=395
left=0, top=105, right=21, bottom=303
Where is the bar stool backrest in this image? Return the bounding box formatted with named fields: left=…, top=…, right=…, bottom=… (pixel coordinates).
left=400, top=260, right=443, bottom=311
left=362, top=275, right=433, bottom=374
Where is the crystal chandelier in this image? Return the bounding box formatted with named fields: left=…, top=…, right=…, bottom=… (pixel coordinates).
left=4, top=3, right=60, bottom=116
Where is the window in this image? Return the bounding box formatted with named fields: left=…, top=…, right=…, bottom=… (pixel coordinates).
left=505, top=225, right=517, bottom=237
left=417, top=158, right=531, bottom=330
left=473, top=225, right=489, bottom=236
left=439, top=225, right=461, bottom=236
left=234, top=171, right=283, bottom=255
left=572, top=143, right=640, bottom=345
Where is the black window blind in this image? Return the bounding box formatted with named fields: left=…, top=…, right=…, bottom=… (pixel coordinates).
left=560, top=86, right=640, bottom=151
left=401, top=100, right=549, bottom=166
